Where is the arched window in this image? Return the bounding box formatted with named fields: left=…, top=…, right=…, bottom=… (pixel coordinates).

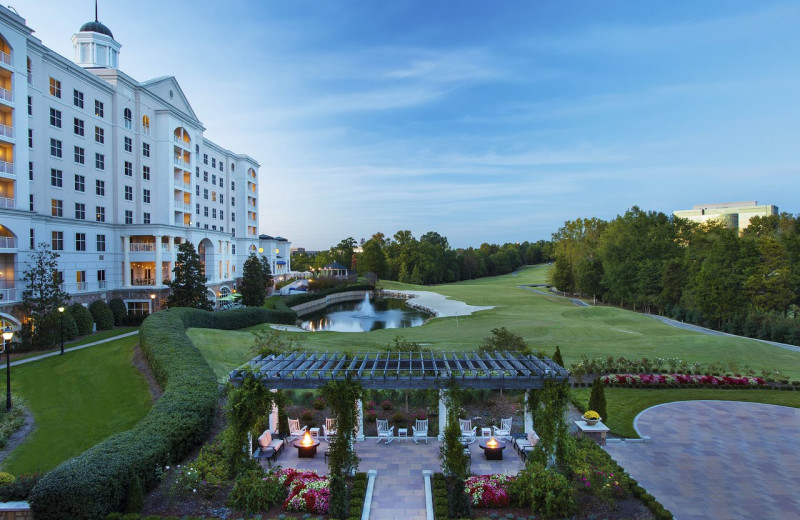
left=142, top=115, right=151, bottom=136
left=27, top=56, right=33, bottom=85
left=230, top=163, right=235, bottom=172
left=123, top=108, right=132, bottom=129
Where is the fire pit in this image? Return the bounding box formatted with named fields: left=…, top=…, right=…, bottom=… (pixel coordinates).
left=478, top=437, right=506, bottom=460
left=293, top=431, right=321, bottom=458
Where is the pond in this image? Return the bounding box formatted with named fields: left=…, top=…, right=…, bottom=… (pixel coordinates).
left=300, top=293, right=431, bottom=332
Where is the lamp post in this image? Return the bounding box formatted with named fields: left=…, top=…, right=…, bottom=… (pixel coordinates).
left=58, top=306, right=65, bottom=355
left=150, top=293, right=156, bottom=313
left=2, top=326, right=13, bottom=412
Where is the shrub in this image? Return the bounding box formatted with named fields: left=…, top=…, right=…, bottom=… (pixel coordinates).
left=0, top=472, right=14, bottom=486
left=313, top=396, right=326, bottom=410
left=171, top=443, right=227, bottom=500
left=124, top=475, right=143, bottom=513
left=89, top=300, right=115, bottom=331
left=70, top=303, right=95, bottom=336
left=510, top=462, right=575, bottom=518
left=328, top=474, right=349, bottom=519
left=228, top=468, right=287, bottom=515
left=391, top=412, right=405, bottom=426
left=301, top=409, right=315, bottom=422
left=108, top=298, right=127, bottom=326
left=588, top=377, right=607, bottom=422
left=0, top=473, right=40, bottom=501
left=381, top=399, right=393, bottom=411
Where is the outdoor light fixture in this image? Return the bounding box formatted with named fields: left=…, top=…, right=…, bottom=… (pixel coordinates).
left=258, top=247, right=264, bottom=253
left=150, top=293, right=155, bottom=299
left=2, top=326, right=13, bottom=412
left=58, top=306, right=65, bottom=356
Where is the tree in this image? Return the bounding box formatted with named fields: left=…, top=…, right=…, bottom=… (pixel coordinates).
left=552, top=345, right=564, bottom=367
left=479, top=327, right=531, bottom=354
left=588, top=377, right=608, bottom=423
left=357, top=239, right=387, bottom=279
left=240, top=254, right=265, bottom=306
left=259, top=256, right=274, bottom=291
left=166, top=241, right=211, bottom=310
left=21, top=243, right=71, bottom=347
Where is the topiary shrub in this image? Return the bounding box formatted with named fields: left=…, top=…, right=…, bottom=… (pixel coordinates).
left=109, top=298, right=127, bottom=326
left=588, top=376, right=607, bottom=423
left=89, top=300, right=115, bottom=331
left=70, top=303, right=95, bottom=336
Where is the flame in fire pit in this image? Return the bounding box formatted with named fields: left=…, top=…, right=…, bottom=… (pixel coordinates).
left=486, top=436, right=499, bottom=447
left=301, top=431, right=314, bottom=446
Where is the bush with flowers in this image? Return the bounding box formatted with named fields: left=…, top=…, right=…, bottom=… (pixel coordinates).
left=602, top=373, right=766, bottom=387
left=276, top=468, right=331, bottom=514
left=575, top=467, right=626, bottom=505
left=168, top=443, right=227, bottom=500
left=583, top=410, right=600, bottom=420
left=464, top=474, right=515, bottom=508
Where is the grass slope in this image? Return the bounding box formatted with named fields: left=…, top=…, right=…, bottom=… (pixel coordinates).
left=2, top=334, right=152, bottom=475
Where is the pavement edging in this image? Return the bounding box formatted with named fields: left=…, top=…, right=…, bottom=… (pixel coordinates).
left=362, top=469, right=378, bottom=520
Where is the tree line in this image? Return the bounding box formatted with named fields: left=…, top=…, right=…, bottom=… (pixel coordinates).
left=292, top=232, right=553, bottom=284
left=549, top=206, right=800, bottom=345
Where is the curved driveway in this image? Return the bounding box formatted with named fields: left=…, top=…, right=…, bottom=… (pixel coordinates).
left=604, top=401, right=800, bottom=520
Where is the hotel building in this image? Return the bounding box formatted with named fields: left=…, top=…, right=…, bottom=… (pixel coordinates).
left=673, top=201, right=778, bottom=234
left=0, top=6, right=290, bottom=323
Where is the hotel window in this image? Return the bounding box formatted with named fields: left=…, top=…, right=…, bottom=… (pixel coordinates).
left=125, top=210, right=133, bottom=225
left=203, top=171, right=208, bottom=182
left=74, top=174, right=85, bottom=192
left=95, top=100, right=104, bottom=118
left=30, top=229, right=34, bottom=249
left=74, top=146, right=85, bottom=164
left=96, top=206, right=106, bottom=222
left=231, top=163, right=235, bottom=172
left=96, top=234, right=106, bottom=252
left=211, top=191, right=217, bottom=202
left=232, top=229, right=236, bottom=237
left=28, top=129, right=32, bottom=148
left=204, top=206, right=208, bottom=217
left=211, top=158, right=216, bottom=168
left=143, top=189, right=151, bottom=204
left=49, top=108, right=62, bottom=128
left=219, top=194, right=224, bottom=204
left=49, top=77, right=61, bottom=98
left=123, top=108, right=132, bottom=129
left=231, top=197, right=235, bottom=206
left=124, top=161, right=133, bottom=176
left=94, top=126, right=104, bottom=144
left=51, top=231, right=64, bottom=250
left=220, top=210, right=224, bottom=220
left=51, top=199, right=63, bottom=217
left=219, top=162, right=223, bottom=172
left=232, top=212, right=235, bottom=221
left=195, top=167, right=199, bottom=178
left=97, top=270, right=106, bottom=288
left=73, top=89, right=84, bottom=108
left=195, top=185, right=200, bottom=196
left=75, top=203, right=85, bottom=220
left=195, top=203, right=200, bottom=215
left=29, top=162, right=33, bottom=181
left=231, top=181, right=235, bottom=190
left=95, top=180, right=105, bottom=196
left=75, top=233, right=86, bottom=251
left=50, top=168, right=63, bottom=187
left=212, top=174, right=216, bottom=185
left=74, top=118, right=84, bottom=136
left=29, top=195, right=34, bottom=211
left=124, top=136, right=132, bottom=152
left=127, top=301, right=150, bottom=315
left=28, top=96, right=32, bottom=116
left=203, top=154, right=208, bottom=165
left=212, top=208, right=217, bottom=218
left=142, top=142, right=150, bottom=157
left=142, top=165, right=150, bottom=180
left=143, top=212, right=151, bottom=224
left=124, top=186, right=133, bottom=201
left=95, top=153, right=105, bottom=170
left=50, top=138, right=62, bottom=158
left=212, top=225, right=216, bottom=231
left=142, top=115, right=151, bottom=134
left=76, top=270, right=86, bottom=290
left=203, top=189, right=208, bottom=200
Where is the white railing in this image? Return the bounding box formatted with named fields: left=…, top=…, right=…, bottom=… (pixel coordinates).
left=133, top=278, right=155, bottom=286
left=161, top=243, right=170, bottom=251
left=0, top=236, right=15, bottom=248
left=98, top=280, right=107, bottom=289
left=175, top=181, right=191, bottom=191
left=0, top=161, right=12, bottom=175
left=58, top=283, right=65, bottom=292
left=174, top=201, right=191, bottom=211
left=130, top=243, right=155, bottom=252
left=27, top=72, right=33, bottom=85
left=0, top=88, right=11, bottom=103
left=173, top=135, right=190, bottom=148
left=0, top=288, right=15, bottom=302
left=76, top=281, right=88, bottom=292
left=0, top=124, right=12, bottom=138
left=173, top=156, right=190, bottom=169
left=0, top=197, right=13, bottom=209
left=0, top=51, right=10, bottom=67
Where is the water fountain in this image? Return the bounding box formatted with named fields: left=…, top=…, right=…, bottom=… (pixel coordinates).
left=300, top=292, right=429, bottom=332
left=355, top=292, right=376, bottom=318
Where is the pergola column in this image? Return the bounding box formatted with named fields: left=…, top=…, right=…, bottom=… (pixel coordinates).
left=438, top=389, right=447, bottom=442
left=154, top=235, right=163, bottom=286
left=122, top=235, right=131, bottom=287
left=356, top=398, right=365, bottom=441
left=269, top=389, right=279, bottom=432
left=524, top=391, right=534, bottom=433
left=168, top=236, right=176, bottom=280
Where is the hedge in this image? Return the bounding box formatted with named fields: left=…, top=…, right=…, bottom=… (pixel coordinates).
left=89, top=300, right=115, bottom=331
left=29, top=306, right=286, bottom=520
left=282, top=283, right=375, bottom=308
left=109, top=298, right=127, bottom=326
left=70, top=303, right=95, bottom=336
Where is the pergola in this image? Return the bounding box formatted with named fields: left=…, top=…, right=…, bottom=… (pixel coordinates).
left=229, top=351, right=570, bottom=439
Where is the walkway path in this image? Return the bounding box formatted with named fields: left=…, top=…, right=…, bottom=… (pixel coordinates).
left=1, top=330, right=139, bottom=369
left=647, top=314, right=800, bottom=352
left=604, top=401, right=800, bottom=520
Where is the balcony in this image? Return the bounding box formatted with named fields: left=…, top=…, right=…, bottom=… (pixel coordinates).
left=0, top=288, right=15, bottom=302
left=0, top=51, right=9, bottom=67
left=0, top=196, right=13, bottom=209
left=27, top=72, right=33, bottom=85
left=174, top=201, right=191, bottom=211
left=161, top=243, right=171, bottom=251
left=98, top=280, right=107, bottom=290
left=76, top=281, right=88, bottom=292
left=173, top=156, right=191, bottom=170
left=0, top=87, right=11, bottom=103
left=175, top=181, right=191, bottom=191
left=132, top=278, right=155, bottom=286
left=173, top=135, right=190, bottom=148
left=0, top=124, right=12, bottom=139
left=130, top=243, right=155, bottom=252
left=0, top=161, right=12, bottom=175
left=0, top=236, right=16, bottom=249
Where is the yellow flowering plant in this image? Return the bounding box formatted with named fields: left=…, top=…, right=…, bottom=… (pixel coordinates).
left=583, top=410, right=600, bottom=420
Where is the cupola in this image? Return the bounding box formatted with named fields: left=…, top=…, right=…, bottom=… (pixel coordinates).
left=71, top=2, right=120, bottom=69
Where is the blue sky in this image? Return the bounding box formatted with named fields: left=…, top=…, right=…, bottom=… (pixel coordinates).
left=25, top=1, right=800, bottom=250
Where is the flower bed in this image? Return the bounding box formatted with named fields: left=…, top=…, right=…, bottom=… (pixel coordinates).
left=277, top=468, right=331, bottom=514
left=602, top=373, right=766, bottom=387
left=464, top=474, right=515, bottom=508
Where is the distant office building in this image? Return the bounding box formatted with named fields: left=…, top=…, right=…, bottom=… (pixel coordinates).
left=674, top=202, right=778, bottom=233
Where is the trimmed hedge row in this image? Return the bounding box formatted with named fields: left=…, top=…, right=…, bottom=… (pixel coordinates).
left=282, top=283, right=375, bottom=308
left=29, top=307, right=285, bottom=520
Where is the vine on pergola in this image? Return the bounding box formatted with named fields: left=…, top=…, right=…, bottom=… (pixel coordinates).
left=223, top=372, right=276, bottom=475
left=320, top=375, right=362, bottom=477
left=525, top=380, right=573, bottom=469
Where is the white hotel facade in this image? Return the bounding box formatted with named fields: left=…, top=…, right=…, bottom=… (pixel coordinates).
left=0, top=7, right=290, bottom=321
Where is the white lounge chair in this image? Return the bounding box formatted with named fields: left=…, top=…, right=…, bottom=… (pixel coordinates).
left=324, top=417, right=337, bottom=441
left=459, top=418, right=477, bottom=444
left=376, top=418, right=395, bottom=444
left=288, top=418, right=307, bottom=442
left=412, top=419, right=428, bottom=444
left=493, top=417, right=512, bottom=441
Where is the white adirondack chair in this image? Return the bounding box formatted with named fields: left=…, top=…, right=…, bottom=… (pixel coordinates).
left=376, top=418, right=395, bottom=444
left=493, top=417, right=512, bottom=440
left=412, top=419, right=428, bottom=444
left=288, top=418, right=307, bottom=442
left=459, top=418, right=477, bottom=444
left=324, top=417, right=338, bottom=441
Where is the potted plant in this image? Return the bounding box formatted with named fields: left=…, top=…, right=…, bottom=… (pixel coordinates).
left=583, top=410, right=601, bottom=426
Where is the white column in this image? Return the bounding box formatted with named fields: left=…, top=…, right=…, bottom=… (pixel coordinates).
left=154, top=235, right=163, bottom=286
left=438, top=389, right=447, bottom=441
left=269, top=389, right=279, bottom=433
left=524, top=391, right=534, bottom=433
left=356, top=398, right=365, bottom=441
left=122, top=235, right=131, bottom=287
left=168, top=236, right=176, bottom=280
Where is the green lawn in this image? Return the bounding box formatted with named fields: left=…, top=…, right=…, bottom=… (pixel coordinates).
left=10, top=326, right=139, bottom=363
left=571, top=386, right=800, bottom=438
left=2, top=334, right=152, bottom=475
